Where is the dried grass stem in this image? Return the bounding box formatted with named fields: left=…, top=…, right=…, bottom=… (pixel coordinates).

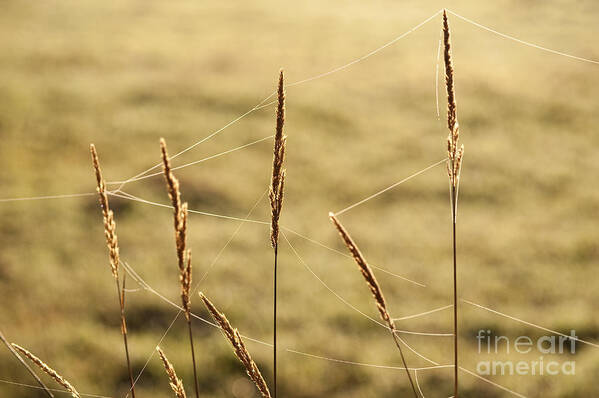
left=443, top=10, right=462, bottom=397
left=329, top=213, right=418, bottom=397
left=160, top=139, right=199, bottom=398
left=90, top=144, right=136, bottom=398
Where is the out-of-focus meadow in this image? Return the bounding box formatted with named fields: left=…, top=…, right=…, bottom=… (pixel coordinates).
left=1, top=1, right=598, bottom=397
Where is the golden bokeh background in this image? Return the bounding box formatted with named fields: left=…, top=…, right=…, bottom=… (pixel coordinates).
left=0, top=1, right=598, bottom=397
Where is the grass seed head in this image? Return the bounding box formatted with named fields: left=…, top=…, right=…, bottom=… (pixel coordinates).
left=443, top=10, right=464, bottom=187
left=90, top=144, right=120, bottom=280
left=156, top=347, right=187, bottom=398
left=328, top=213, right=393, bottom=328
left=200, top=292, right=271, bottom=398
left=12, top=343, right=80, bottom=398
left=269, top=69, right=287, bottom=248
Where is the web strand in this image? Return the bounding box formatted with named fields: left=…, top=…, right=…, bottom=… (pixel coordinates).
left=286, top=10, right=444, bottom=87
left=460, top=367, right=527, bottom=398
left=112, top=94, right=276, bottom=191
left=415, top=369, right=426, bottom=398
left=107, top=136, right=274, bottom=185
left=286, top=349, right=452, bottom=372
left=0, top=193, right=95, bottom=203
left=281, top=225, right=426, bottom=287
left=393, top=305, right=453, bottom=321
left=281, top=231, right=447, bottom=362
left=109, top=9, right=443, bottom=191
left=462, top=299, right=599, bottom=348
left=446, top=9, right=599, bottom=65
left=0, top=379, right=113, bottom=398
left=334, top=159, right=446, bottom=216
left=108, top=191, right=270, bottom=225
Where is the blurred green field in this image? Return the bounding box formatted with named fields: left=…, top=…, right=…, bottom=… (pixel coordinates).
left=1, top=1, right=598, bottom=397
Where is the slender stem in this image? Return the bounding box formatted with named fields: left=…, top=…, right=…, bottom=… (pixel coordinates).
left=186, top=317, right=200, bottom=398
left=0, top=330, right=55, bottom=398
left=451, top=185, right=458, bottom=398
left=273, top=243, right=278, bottom=398
left=116, top=277, right=136, bottom=398
left=390, top=329, right=419, bottom=398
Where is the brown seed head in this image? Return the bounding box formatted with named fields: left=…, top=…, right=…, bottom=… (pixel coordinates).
left=328, top=213, right=420, bottom=396
left=160, top=139, right=187, bottom=269
left=161, top=139, right=193, bottom=318
left=90, top=144, right=120, bottom=280
left=156, top=347, right=187, bottom=398
left=443, top=10, right=464, bottom=187
left=200, top=293, right=271, bottom=398
left=12, top=344, right=80, bottom=398
left=269, top=70, right=287, bottom=248
left=443, top=10, right=457, bottom=134
left=328, top=213, right=393, bottom=328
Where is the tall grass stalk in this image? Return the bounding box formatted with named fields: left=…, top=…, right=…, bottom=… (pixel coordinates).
left=160, top=139, right=200, bottom=398
left=443, top=10, right=464, bottom=398
left=269, top=69, right=287, bottom=398
left=329, top=214, right=418, bottom=398
left=90, top=144, right=136, bottom=398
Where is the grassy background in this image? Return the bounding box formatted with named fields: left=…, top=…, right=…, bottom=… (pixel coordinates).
left=1, top=0, right=598, bottom=397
